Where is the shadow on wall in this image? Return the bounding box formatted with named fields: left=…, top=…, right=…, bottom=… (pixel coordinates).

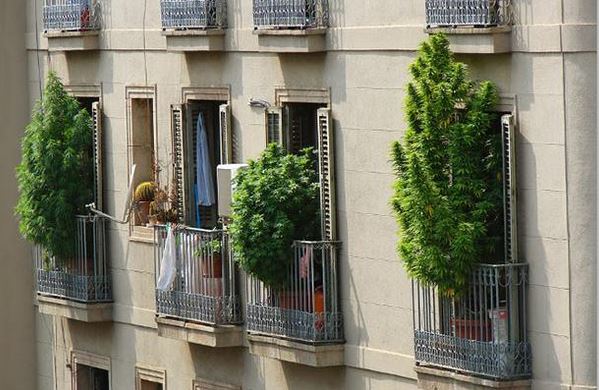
left=189, top=343, right=245, bottom=387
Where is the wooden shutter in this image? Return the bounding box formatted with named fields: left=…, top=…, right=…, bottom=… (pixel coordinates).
left=317, top=108, right=336, bottom=241
left=266, top=106, right=284, bottom=146
left=171, top=104, right=187, bottom=224
left=501, top=114, right=517, bottom=263
left=219, top=103, right=232, bottom=164
left=91, top=101, right=103, bottom=210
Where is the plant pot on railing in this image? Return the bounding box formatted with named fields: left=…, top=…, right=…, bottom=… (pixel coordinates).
left=451, top=317, right=492, bottom=342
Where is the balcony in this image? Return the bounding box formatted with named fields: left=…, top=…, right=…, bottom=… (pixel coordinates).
left=43, top=0, right=101, bottom=51
left=413, top=264, right=531, bottom=388
left=252, top=0, right=329, bottom=52
left=246, top=241, right=344, bottom=367
left=35, top=215, right=112, bottom=322
left=424, top=0, right=512, bottom=53
left=154, top=225, right=243, bottom=347
left=160, top=0, right=227, bottom=51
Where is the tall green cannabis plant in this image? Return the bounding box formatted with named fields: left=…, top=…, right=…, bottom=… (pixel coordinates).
left=391, top=34, right=503, bottom=295
left=16, top=72, right=94, bottom=260
left=230, top=144, right=320, bottom=287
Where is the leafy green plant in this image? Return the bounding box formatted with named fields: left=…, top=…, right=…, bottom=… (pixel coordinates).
left=391, top=34, right=503, bottom=295
left=16, top=72, right=94, bottom=260
left=230, top=144, right=320, bottom=287
left=194, top=239, right=222, bottom=257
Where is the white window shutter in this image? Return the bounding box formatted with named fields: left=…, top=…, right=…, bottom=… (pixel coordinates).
left=266, top=106, right=284, bottom=146
left=317, top=108, right=336, bottom=241
left=171, top=104, right=187, bottom=224
left=219, top=103, right=232, bottom=164
left=502, top=114, right=517, bottom=263
left=91, top=101, right=103, bottom=210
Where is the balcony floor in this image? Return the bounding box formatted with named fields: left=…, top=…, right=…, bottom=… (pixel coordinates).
left=156, top=316, right=244, bottom=348
left=36, top=294, right=112, bottom=322
left=247, top=333, right=344, bottom=367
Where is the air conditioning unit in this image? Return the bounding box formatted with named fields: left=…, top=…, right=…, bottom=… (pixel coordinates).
left=217, top=163, right=248, bottom=218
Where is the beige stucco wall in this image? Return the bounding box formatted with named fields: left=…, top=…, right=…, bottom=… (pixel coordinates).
left=0, top=1, right=36, bottom=389
left=24, top=0, right=596, bottom=389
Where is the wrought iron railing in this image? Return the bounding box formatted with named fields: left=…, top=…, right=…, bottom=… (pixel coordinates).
left=154, top=225, right=242, bottom=325
left=246, top=241, right=343, bottom=343
left=413, top=263, right=531, bottom=380
left=425, top=0, right=511, bottom=28
left=253, top=0, right=329, bottom=29
left=43, top=0, right=101, bottom=32
left=35, top=215, right=111, bottom=303
left=160, top=0, right=227, bottom=30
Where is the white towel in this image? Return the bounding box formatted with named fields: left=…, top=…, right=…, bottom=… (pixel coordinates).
left=157, top=226, right=177, bottom=291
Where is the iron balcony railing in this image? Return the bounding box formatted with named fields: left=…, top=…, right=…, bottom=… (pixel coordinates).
left=413, top=263, right=531, bottom=380
left=246, top=241, right=343, bottom=343
left=253, top=0, right=329, bottom=29
left=425, top=0, right=511, bottom=28
left=35, top=215, right=111, bottom=303
left=154, top=225, right=242, bottom=325
left=43, top=0, right=101, bottom=32
left=160, top=0, right=227, bottom=30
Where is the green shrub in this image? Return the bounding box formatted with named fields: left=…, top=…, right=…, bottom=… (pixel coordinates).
left=230, top=144, right=320, bottom=287
left=16, top=72, right=94, bottom=260
left=391, top=34, right=503, bottom=295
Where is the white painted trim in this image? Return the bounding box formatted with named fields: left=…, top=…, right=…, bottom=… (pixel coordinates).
left=70, top=350, right=111, bottom=390
left=182, top=86, right=231, bottom=104
left=136, top=365, right=167, bottom=390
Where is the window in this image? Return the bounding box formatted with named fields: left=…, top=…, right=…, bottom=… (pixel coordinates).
left=76, top=365, right=109, bottom=390
left=135, top=366, right=166, bottom=390
left=71, top=351, right=110, bottom=390
left=265, top=101, right=336, bottom=241
left=126, top=87, right=157, bottom=230
left=171, top=97, right=231, bottom=229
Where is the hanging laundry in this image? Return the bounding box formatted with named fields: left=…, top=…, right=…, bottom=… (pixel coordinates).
left=196, top=112, right=216, bottom=208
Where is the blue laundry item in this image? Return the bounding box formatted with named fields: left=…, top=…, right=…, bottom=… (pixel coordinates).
left=196, top=112, right=216, bottom=208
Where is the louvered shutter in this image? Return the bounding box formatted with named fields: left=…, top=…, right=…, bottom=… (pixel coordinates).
left=91, top=101, right=103, bottom=209
left=171, top=104, right=187, bottom=224
left=501, top=114, right=517, bottom=263
left=317, top=108, right=336, bottom=241
left=219, top=103, right=232, bottom=164
left=266, top=106, right=284, bottom=146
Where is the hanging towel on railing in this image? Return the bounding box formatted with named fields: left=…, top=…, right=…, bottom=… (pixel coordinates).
left=196, top=112, right=216, bottom=207
left=157, top=225, right=177, bottom=291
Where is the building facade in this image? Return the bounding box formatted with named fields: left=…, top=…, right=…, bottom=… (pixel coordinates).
left=15, top=0, right=599, bottom=389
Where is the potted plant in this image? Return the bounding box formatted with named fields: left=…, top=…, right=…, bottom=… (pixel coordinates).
left=390, top=34, right=503, bottom=297
left=148, top=180, right=179, bottom=225
left=134, top=181, right=156, bottom=225
left=229, top=144, right=320, bottom=292
left=16, top=72, right=94, bottom=266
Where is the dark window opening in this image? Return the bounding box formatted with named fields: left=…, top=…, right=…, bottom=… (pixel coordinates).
left=76, top=364, right=109, bottom=390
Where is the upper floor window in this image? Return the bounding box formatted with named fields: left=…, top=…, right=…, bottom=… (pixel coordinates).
left=160, top=0, right=227, bottom=30
left=43, top=0, right=101, bottom=32
left=253, top=0, right=329, bottom=30
left=425, top=0, right=511, bottom=28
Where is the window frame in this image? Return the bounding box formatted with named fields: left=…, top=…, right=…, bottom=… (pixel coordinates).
left=70, top=350, right=111, bottom=390
left=135, top=365, right=167, bottom=390
left=125, top=85, right=159, bottom=241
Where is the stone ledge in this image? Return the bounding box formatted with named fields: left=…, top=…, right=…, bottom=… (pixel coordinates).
left=425, top=26, right=511, bottom=54
left=247, top=333, right=344, bottom=367
left=44, top=30, right=100, bottom=51
left=37, top=294, right=112, bottom=322
left=415, top=366, right=531, bottom=390
left=156, top=316, right=243, bottom=347
left=163, top=28, right=226, bottom=51
left=253, top=28, right=327, bottom=53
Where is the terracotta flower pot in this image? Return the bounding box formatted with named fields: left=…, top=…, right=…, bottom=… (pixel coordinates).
left=450, top=318, right=492, bottom=342
left=201, top=254, right=223, bottom=278
left=135, top=201, right=151, bottom=225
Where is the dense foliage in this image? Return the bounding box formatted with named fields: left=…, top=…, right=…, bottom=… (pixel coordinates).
left=16, top=72, right=94, bottom=260
left=391, top=34, right=503, bottom=295
left=230, top=144, right=320, bottom=287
